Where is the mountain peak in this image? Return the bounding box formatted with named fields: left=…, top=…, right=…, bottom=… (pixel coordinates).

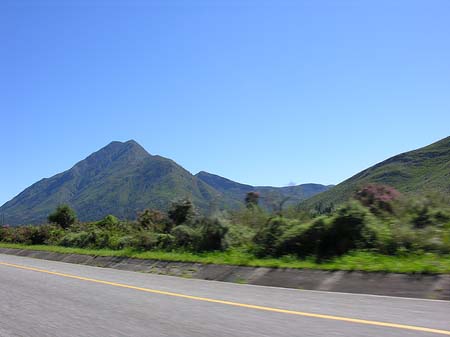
left=102, top=139, right=149, bottom=156
left=196, top=171, right=214, bottom=178
left=124, top=139, right=140, bottom=146
left=67, top=140, right=151, bottom=177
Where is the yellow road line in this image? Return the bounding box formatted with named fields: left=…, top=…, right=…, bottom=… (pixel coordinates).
left=1, top=261, right=449, bottom=335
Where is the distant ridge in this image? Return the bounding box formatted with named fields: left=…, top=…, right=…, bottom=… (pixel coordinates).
left=0, top=140, right=329, bottom=225
left=195, top=171, right=331, bottom=209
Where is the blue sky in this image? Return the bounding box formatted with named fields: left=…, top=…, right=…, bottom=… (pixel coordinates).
left=1, top=0, right=449, bottom=205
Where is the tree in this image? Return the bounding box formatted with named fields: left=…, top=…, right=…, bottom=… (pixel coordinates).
left=168, top=199, right=195, bottom=226
left=48, top=205, right=77, bottom=229
left=245, top=191, right=260, bottom=208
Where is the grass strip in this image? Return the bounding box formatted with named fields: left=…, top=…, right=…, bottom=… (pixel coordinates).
left=1, top=242, right=449, bottom=274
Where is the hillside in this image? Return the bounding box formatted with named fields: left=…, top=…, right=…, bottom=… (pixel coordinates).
left=0, top=140, right=329, bottom=225
left=301, top=136, right=450, bottom=210
left=196, top=171, right=331, bottom=209
left=0, top=141, right=221, bottom=225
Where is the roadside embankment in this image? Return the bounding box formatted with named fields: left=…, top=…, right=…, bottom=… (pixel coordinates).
left=1, top=247, right=449, bottom=300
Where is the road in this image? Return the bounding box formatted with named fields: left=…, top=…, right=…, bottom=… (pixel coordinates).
left=0, top=254, right=449, bottom=337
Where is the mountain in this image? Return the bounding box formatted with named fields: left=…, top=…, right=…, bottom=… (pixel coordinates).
left=196, top=171, right=331, bottom=209
left=0, top=140, right=221, bottom=225
left=0, top=140, right=329, bottom=225
left=301, top=136, right=450, bottom=210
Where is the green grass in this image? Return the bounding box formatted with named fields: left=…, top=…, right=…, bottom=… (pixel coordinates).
left=1, top=242, right=449, bottom=274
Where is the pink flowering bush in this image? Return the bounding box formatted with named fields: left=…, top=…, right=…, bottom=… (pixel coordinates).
left=355, top=184, right=401, bottom=213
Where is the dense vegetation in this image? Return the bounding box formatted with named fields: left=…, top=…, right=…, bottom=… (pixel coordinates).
left=1, top=185, right=449, bottom=273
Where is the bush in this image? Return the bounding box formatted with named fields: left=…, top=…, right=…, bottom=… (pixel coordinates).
left=168, top=199, right=195, bottom=226
left=225, top=223, right=256, bottom=248
left=106, top=234, right=124, bottom=250
left=107, top=232, right=170, bottom=251
left=270, top=202, right=378, bottom=259
left=115, top=235, right=137, bottom=249
left=277, top=217, right=328, bottom=258
left=195, top=217, right=228, bottom=251
left=0, top=226, right=9, bottom=242
left=130, top=231, right=158, bottom=250
left=27, top=225, right=58, bottom=245
left=11, top=226, right=36, bottom=245
left=97, top=215, right=120, bottom=227
left=171, top=225, right=199, bottom=249
left=154, top=233, right=175, bottom=249
left=59, top=231, right=93, bottom=248
left=252, top=217, right=297, bottom=257
left=137, top=209, right=171, bottom=232
left=230, top=207, right=270, bottom=230
left=320, top=202, right=377, bottom=257
left=405, top=196, right=450, bottom=229
left=48, top=205, right=77, bottom=229
left=0, top=225, right=61, bottom=245
left=355, top=184, right=401, bottom=214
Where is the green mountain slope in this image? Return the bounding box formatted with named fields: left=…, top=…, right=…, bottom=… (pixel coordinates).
left=0, top=141, right=221, bottom=225
left=301, top=136, right=450, bottom=210
left=0, top=140, right=329, bottom=225
left=196, top=171, right=331, bottom=209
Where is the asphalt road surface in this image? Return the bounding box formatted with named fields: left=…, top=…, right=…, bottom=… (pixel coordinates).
left=0, top=253, right=449, bottom=337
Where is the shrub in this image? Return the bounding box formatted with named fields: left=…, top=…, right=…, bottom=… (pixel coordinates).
left=407, top=198, right=447, bottom=229
left=12, top=226, right=35, bottom=245
left=277, top=217, right=328, bottom=258
left=168, top=199, right=195, bottom=226
left=27, top=224, right=58, bottom=245
left=48, top=205, right=77, bottom=229
left=93, top=230, right=111, bottom=248
left=116, top=235, right=137, bottom=249
left=230, top=206, right=270, bottom=230
left=0, top=225, right=51, bottom=245
left=97, top=215, right=120, bottom=227
left=0, top=226, right=9, bottom=242
left=252, top=217, right=297, bottom=257
left=154, top=233, right=175, bottom=249
left=59, top=231, right=93, bottom=248
left=394, top=194, right=450, bottom=229
left=225, top=223, right=256, bottom=248
left=106, top=234, right=124, bottom=250
left=368, top=222, right=396, bottom=254
left=195, top=217, right=228, bottom=251
left=131, top=231, right=158, bottom=250
left=137, top=209, right=170, bottom=232
left=171, top=225, right=199, bottom=249
left=58, top=229, right=105, bottom=248
left=355, top=184, right=401, bottom=214
left=276, top=202, right=378, bottom=259
left=320, top=201, right=377, bottom=257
